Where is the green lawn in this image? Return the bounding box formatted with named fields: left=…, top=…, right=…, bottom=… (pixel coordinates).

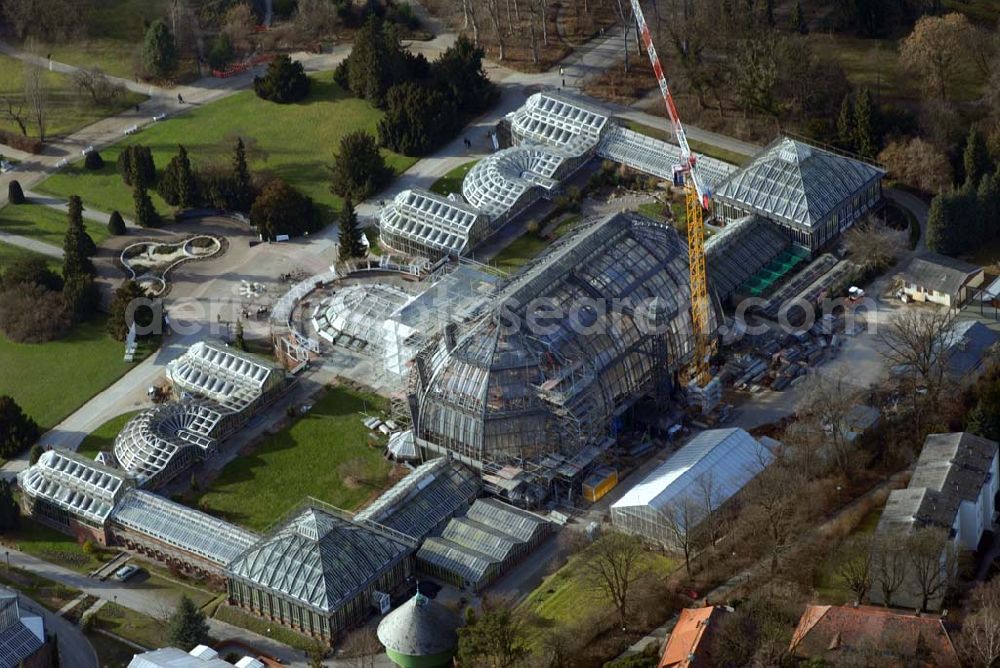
left=518, top=547, right=675, bottom=648
left=38, top=72, right=418, bottom=222
left=0, top=53, right=145, bottom=139
left=0, top=202, right=110, bottom=248
left=214, top=604, right=319, bottom=653
left=94, top=600, right=168, bottom=650
left=624, top=121, right=750, bottom=166
left=490, top=214, right=582, bottom=273
left=430, top=160, right=478, bottom=196
left=76, top=412, right=139, bottom=460
left=0, top=519, right=110, bottom=573
left=0, top=316, right=149, bottom=431
left=16, top=0, right=172, bottom=80
left=192, top=386, right=393, bottom=531
left=0, top=240, right=59, bottom=274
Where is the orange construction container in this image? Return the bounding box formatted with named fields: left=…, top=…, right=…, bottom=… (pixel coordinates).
left=582, top=467, right=618, bottom=503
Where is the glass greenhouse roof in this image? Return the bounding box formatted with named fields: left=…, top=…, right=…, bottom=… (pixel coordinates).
left=113, top=400, right=221, bottom=487
left=507, top=91, right=608, bottom=157
left=315, top=283, right=412, bottom=352
left=354, top=458, right=481, bottom=541
left=462, top=144, right=567, bottom=219
left=166, top=341, right=284, bottom=413
left=713, top=137, right=884, bottom=230
left=227, top=506, right=411, bottom=614
left=18, top=449, right=132, bottom=524
left=611, top=428, right=773, bottom=528
left=111, top=490, right=258, bottom=566
left=379, top=189, right=486, bottom=256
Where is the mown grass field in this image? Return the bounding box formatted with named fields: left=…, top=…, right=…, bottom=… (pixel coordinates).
left=0, top=53, right=144, bottom=138
left=193, top=385, right=393, bottom=532
left=0, top=317, right=143, bottom=431
left=14, top=0, right=173, bottom=80
left=38, top=73, right=418, bottom=222
left=518, top=546, right=675, bottom=648
left=0, top=202, right=110, bottom=248
left=215, top=605, right=319, bottom=652
left=0, top=565, right=81, bottom=612
left=0, top=519, right=107, bottom=573
left=0, top=240, right=59, bottom=273
left=430, top=160, right=478, bottom=196
left=76, top=411, right=139, bottom=459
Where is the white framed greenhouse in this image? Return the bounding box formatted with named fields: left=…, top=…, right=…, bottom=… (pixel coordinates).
left=610, top=428, right=774, bottom=548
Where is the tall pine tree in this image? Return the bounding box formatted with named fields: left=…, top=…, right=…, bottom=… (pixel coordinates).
left=0, top=480, right=19, bottom=531
left=963, top=128, right=993, bottom=186
left=107, top=280, right=153, bottom=341
left=133, top=184, right=161, bottom=228
left=62, top=196, right=96, bottom=281
left=854, top=88, right=876, bottom=161
left=231, top=138, right=253, bottom=213
left=168, top=596, right=210, bottom=651
left=176, top=145, right=197, bottom=208
left=338, top=198, right=366, bottom=260
left=836, top=93, right=855, bottom=151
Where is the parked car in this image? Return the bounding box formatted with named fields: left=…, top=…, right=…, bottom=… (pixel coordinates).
left=113, top=565, right=140, bottom=582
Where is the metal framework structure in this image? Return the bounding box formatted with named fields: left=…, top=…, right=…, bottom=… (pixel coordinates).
left=414, top=498, right=549, bottom=592
left=113, top=400, right=222, bottom=489
left=110, top=490, right=259, bottom=568
left=713, top=137, right=885, bottom=251
left=353, top=458, right=481, bottom=541
left=312, top=283, right=413, bottom=353
left=379, top=189, right=489, bottom=258
left=412, top=212, right=698, bottom=471
left=166, top=341, right=285, bottom=414
left=462, top=144, right=569, bottom=219
left=18, top=449, right=133, bottom=528
left=508, top=91, right=607, bottom=157
left=227, top=503, right=413, bottom=639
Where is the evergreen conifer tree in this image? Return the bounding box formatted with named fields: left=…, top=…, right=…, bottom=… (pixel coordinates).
left=232, top=138, right=253, bottom=213
left=338, top=198, right=366, bottom=260
left=167, top=596, right=210, bottom=650
left=133, top=185, right=161, bottom=228
left=836, top=93, right=855, bottom=151
left=963, top=127, right=993, bottom=186
left=854, top=88, right=876, bottom=161
left=0, top=480, right=19, bottom=531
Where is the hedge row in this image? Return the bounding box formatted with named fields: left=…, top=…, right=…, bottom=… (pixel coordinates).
left=0, top=130, right=43, bottom=154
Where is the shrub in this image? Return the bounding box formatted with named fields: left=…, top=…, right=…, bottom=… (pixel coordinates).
left=108, top=211, right=127, bottom=235
left=1, top=256, right=62, bottom=292
left=0, top=130, right=43, bottom=154
left=253, top=55, right=310, bottom=103
left=0, top=284, right=72, bottom=343
left=250, top=178, right=320, bottom=239
left=81, top=540, right=96, bottom=555
left=83, top=150, right=104, bottom=170
left=208, top=33, right=235, bottom=70
left=28, top=444, right=43, bottom=466
left=8, top=180, right=25, bottom=204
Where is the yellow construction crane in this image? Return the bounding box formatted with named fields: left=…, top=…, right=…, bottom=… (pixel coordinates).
left=628, top=0, right=712, bottom=388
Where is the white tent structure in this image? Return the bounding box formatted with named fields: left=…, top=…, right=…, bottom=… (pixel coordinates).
left=610, top=428, right=773, bottom=548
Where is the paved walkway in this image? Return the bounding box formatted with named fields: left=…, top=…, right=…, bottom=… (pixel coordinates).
left=18, top=593, right=99, bottom=668
left=3, top=546, right=312, bottom=666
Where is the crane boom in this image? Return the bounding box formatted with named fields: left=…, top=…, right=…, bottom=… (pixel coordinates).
left=628, top=0, right=708, bottom=206
left=627, top=0, right=713, bottom=388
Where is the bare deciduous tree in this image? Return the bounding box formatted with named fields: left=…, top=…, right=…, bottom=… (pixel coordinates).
left=72, top=66, right=125, bottom=107
left=23, top=61, right=47, bottom=140
left=661, top=496, right=701, bottom=575
left=845, top=216, right=905, bottom=273
left=834, top=534, right=873, bottom=604
left=341, top=627, right=380, bottom=668
left=872, top=536, right=907, bottom=607
left=877, top=307, right=955, bottom=408
left=794, top=371, right=864, bottom=477
left=696, top=471, right=720, bottom=546
left=583, top=530, right=648, bottom=630
left=613, top=0, right=632, bottom=73
left=0, top=97, right=28, bottom=136
left=957, top=578, right=1000, bottom=668
left=906, top=527, right=956, bottom=612
left=744, top=464, right=805, bottom=575
left=483, top=0, right=506, bottom=61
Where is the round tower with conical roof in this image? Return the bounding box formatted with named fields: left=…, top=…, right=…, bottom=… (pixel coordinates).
left=377, top=592, right=459, bottom=668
